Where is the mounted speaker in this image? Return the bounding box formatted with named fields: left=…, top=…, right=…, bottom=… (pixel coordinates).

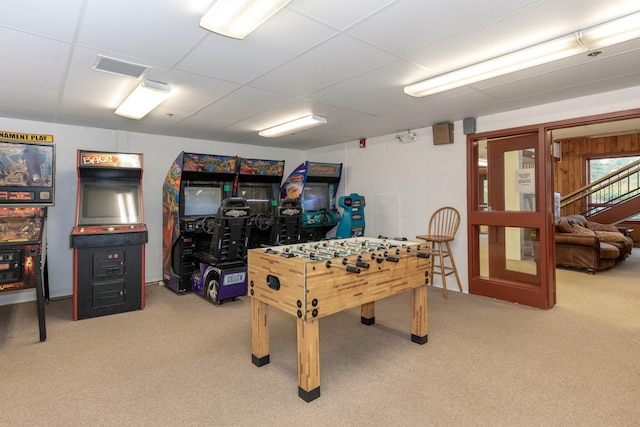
left=463, top=117, right=476, bottom=135
left=433, top=122, right=453, bottom=145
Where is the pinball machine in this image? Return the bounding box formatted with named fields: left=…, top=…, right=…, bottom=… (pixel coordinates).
left=0, top=136, right=55, bottom=341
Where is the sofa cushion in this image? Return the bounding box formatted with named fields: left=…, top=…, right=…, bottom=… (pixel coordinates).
left=572, top=224, right=595, bottom=236
left=556, top=217, right=574, bottom=233
left=599, top=242, right=620, bottom=260
left=586, top=221, right=619, bottom=232
left=566, top=214, right=588, bottom=227
left=595, top=230, right=629, bottom=243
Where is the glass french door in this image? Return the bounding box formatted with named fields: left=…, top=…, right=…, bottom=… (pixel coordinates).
left=467, top=130, right=556, bottom=309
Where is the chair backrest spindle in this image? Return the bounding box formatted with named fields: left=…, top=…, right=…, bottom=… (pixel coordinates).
left=428, top=207, right=460, bottom=240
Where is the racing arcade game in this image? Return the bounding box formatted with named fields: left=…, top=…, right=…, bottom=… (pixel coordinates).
left=280, top=161, right=342, bottom=242
left=70, top=150, right=148, bottom=320
left=234, top=157, right=285, bottom=248
left=190, top=196, right=250, bottom=304
left=270, top=197, right=303, bottom=246
left=163, top=152, right=249, bottom=304
left=0, top=137, right=54, bottom=341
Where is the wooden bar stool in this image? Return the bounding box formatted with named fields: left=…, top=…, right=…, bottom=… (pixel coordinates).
left=416, top=207, right=462, bottom=298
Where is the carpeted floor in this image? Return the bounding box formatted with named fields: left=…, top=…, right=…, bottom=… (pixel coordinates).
left=1, top=252, right=639, bottom=426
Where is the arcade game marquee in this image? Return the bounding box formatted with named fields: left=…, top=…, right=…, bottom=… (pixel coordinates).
left=0, top=134, right=55, bottom=341
left=162, top=152, right=250, bottom=304
left=280, top=161, right=343, bottom=242
left=70, top=150, right=148, bottom=320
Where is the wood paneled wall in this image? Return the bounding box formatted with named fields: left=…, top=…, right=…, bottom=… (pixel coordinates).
left=553, top=133, right=640, bottom=195
left=553, top=132, right=640, bottom=247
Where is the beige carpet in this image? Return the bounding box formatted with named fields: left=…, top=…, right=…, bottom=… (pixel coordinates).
left=1, top=253, right=639, bottom=426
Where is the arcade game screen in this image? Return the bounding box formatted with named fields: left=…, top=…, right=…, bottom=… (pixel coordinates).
left=78, top=181, right=141, bottom=225
left=237, top=182, right=272, bottom=215
left=302, top=182, right=331, bottom=211
left=183, top=185, right=222, bottom=217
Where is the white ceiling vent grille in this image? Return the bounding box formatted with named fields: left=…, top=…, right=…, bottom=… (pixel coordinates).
left=91, top=55, right=151, bottom=79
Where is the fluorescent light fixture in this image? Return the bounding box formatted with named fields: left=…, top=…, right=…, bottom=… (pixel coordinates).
left=115, top=80, right=171, bottom=120
left=580, top=11, right=640, bottom=50
left=259, top=114, right=327, bottom=138
left=200, top=0, right=291, bottom=39
left=405, top=11, right=640, bottom=97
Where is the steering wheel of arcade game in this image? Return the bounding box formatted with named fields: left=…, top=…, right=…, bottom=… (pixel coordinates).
left=319, top=210, right=333, bottom=226
left=202, top=217, right=216, bottom=234
left=253, top=213, right=271, bottom=231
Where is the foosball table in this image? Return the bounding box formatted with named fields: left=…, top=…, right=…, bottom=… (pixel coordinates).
left=247, top=237, right=431, bottom=402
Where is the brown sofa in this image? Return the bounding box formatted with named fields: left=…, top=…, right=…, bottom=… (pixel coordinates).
left=555, top=214, right=633, bottom=274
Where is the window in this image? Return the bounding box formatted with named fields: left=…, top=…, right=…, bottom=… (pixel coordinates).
left=588, top=155, right=640, bottom=220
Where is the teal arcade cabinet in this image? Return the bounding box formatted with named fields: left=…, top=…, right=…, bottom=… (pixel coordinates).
left=335, top=193, right=366, bottom=238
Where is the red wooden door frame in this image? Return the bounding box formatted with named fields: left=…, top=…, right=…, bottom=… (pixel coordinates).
left=467, top=127, right=556, bottom=309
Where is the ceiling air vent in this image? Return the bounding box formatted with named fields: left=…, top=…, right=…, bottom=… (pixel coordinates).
left=91, top=55, right=151, bottom=79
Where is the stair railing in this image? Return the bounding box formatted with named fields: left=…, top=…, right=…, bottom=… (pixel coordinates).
left=560, top=158, right=640, bottom=217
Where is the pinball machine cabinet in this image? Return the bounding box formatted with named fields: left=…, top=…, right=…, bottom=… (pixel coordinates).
left=0, top=137, right=55, bottom=342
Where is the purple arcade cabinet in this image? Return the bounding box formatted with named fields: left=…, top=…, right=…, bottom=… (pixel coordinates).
left=162, top=152, right=249, bottom=304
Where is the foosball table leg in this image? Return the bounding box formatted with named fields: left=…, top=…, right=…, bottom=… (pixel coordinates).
left=251, top=299, right=270, bottom=366
left=361, top=301, right=375, bottom=325
left=411, top=285, right=428, bottom=344
left=297, top=317, right=320, bottom=402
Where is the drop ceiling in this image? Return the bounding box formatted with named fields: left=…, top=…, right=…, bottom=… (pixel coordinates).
left=1, top=0, right=640, bottom=150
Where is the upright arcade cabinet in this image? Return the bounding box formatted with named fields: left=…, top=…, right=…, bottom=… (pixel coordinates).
left=0, top=137, right=54, bottom=341
left=280, top=161, right=342, bottom=242
left=70, top=150, right=148, bottom=320
left=234, top=157, right=285, bottom=248
left=335, top=193, right=366, bottom=238
left=163, top=152, right=250, bottom=303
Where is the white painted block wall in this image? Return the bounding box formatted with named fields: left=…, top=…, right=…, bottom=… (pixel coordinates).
left=2, top=84, right=640, bottom=304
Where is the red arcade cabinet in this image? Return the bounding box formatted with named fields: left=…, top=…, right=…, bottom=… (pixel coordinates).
left=70, top=150, right=148, bottom=320
left=0, top=136, right=54, bottom=341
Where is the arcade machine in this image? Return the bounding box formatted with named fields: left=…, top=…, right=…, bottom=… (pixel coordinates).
left=70, top=150, right=148, bottom=320
left=0, top=137, right=54, bottom=341
left=233, top=157, right=285, bottom=248
left=162, top=152, right=250, bottom=304
left=335, top=193, right=366, bottom=238
left=280, top=161, right=342, bottom=242
left=190, top=196, right=250, bottom=304
left=270, top=197, right=303, bottom=246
